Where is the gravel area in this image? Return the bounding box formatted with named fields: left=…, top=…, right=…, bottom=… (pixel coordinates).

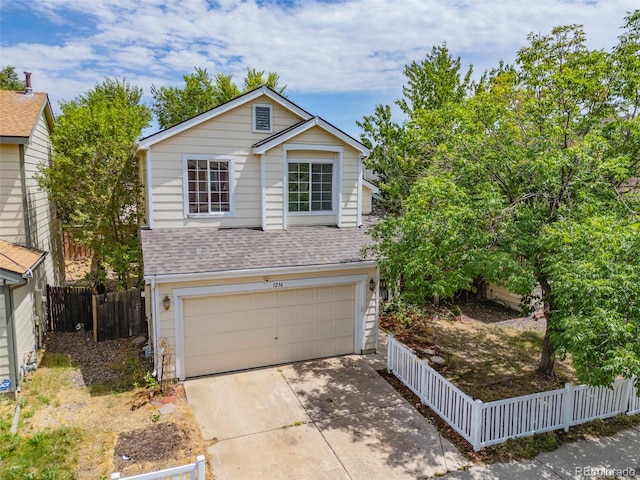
left=44, top=331, right=149, bottom=387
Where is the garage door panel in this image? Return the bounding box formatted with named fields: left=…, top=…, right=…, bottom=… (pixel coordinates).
left=184, top=284, right=356, bottom=377
left=185, top=310, right=275, bottom=336
left=335, top=299, right=355, bottom=318
left=294, top=288, right=316, bottom=305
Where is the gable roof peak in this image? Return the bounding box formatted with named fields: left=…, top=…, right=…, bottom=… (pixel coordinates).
left=138, top=86, right=312, bottom=151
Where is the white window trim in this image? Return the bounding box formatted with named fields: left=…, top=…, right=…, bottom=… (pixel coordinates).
left=287, top=157, right=337, bottom=216
left=252, top=103, right=273, bottom=133
left=182, top=154, right=236, bottom=218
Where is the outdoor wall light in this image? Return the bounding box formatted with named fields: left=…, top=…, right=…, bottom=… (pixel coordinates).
left=369, top=279, right=376, bottom=292
left=162, top=294, right=171, bottom=310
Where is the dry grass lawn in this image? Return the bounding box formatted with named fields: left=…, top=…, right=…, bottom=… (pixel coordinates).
left=0, top=333, right=211, bottom=479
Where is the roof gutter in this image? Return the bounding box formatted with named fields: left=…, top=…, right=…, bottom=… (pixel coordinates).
left=144, top=260, right=378, bottom=285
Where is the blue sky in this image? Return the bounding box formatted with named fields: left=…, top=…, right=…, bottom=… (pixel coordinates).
left=1, top=0, right=636, bottom=139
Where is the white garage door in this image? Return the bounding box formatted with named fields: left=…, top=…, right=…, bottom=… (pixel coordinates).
left=183, top=284, right=355, bottom=377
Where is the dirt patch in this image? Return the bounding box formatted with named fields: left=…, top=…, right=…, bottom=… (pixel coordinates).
left=44, top=331, right=147, bottom=390
left=114, top=422, right=191, bottom=470
left=381, top=300, right=573, bottom=402
left=65, top=258, right=92, bottom=285
left=459, top=300, right=529, bottom=324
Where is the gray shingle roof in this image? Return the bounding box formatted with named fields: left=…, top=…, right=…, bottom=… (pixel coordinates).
left=141, top=224, right=375, bottom=277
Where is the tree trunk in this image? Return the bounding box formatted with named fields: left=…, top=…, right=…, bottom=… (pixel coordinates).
left=537, top=326, right=556, bottom=376
left=536, top=273, right=556, bottom=376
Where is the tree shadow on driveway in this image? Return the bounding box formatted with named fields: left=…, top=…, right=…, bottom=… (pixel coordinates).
left=281, top=355, right=470, bottom=479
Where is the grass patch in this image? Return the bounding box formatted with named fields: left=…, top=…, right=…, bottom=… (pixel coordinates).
left=0, top=427, right=82, bottom=479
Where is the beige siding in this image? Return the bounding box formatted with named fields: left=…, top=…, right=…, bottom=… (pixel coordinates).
left=11, top=280, right=37, bottom=376
left=151, top=266, right=378, bottom=378
left=362, top=186, right=373, bottom=215
left=0, top=114, right=64, bottom=287
left=0, top=290, right=8, bottom=381
left=484, top=283, right=524, bottom=312
left=148, top=100, right=303, bottom=229
left=264, top=148, right=285, bottom=229
left=23, top=113, right=65, bottom=286
left=0, top=144, right=25, bottom=243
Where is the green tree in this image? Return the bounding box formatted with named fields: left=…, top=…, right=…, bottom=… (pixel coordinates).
left=37, top=78, right=152, bottom=288
left=366, top=13, right=640, bottom=385
left=151, top=67, right=286, bottom=129
left=358, top=44, right=472, bottom=213
left=0, top=65, right=25, bottom=90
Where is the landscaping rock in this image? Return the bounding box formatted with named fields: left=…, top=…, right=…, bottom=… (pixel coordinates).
left=430, top=356, right=445, bottom=365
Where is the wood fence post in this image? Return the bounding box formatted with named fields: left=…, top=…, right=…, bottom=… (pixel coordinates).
left=92, top=295, right=98, bottom=342
left=562, top=382, right=573, bottom=432
left=386, top=333, right=394, bottom=372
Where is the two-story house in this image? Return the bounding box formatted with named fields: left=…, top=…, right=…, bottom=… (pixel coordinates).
left=139, top=86, right=380, bottom=380
left=0, top=82, right=65, bottom=395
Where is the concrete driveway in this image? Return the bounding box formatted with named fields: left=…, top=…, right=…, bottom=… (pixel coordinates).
left=184, top=355, right=470, bottom=479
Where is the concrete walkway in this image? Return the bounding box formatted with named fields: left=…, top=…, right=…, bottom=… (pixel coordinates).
left=184, top=355, right=471, bottom=480
left=437, top=424, right=640, bottom=479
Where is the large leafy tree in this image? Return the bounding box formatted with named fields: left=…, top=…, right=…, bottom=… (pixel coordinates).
left=358, top=44, right=472, bottom=213
left=0, top=65, right=25, bottom=90
left=365, top=12, right=640, bottom=385
left=151, top=67, right=286, bottom=129
left=38, top=78, right=152, bottom=288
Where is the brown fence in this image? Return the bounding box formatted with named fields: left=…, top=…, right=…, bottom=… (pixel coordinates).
left=92, top=289, right=146, bottom=342
left=63, top=230, right=94, bottom=260
left=47, top=285, right=93, bottom=332
left=47, top=285, right=146, bottom=342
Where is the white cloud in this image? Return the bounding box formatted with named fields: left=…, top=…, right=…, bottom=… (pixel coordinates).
left=2, top=0, right=636, bottom=113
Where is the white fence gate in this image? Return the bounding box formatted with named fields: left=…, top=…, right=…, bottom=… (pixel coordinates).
left=111, top=455, right=206, bottom=480
left=387, top=334, right=640, bottom=451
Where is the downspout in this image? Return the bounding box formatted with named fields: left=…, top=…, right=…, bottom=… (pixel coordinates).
left=260, top=154, right=266, bottom=230
left=19, top=144, right=32, bottom=247
left=336, top=150, right=343, bottom=228
left=150, top=277, right=160, bottom=376
left=357, top=155, right=363, bottom=227
left=145, top=149, right=154, bottom=229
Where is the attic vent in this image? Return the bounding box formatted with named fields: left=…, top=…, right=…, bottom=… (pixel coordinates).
left=254, top=105, right=272, bottom=132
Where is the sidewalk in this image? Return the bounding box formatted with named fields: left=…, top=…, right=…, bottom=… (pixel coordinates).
left=439, top=425, right=640, bottom=479
left=366, top=331, right=640, bottom=480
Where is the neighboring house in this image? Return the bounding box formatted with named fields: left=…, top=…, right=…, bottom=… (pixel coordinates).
left=138, top=86, right=380, bottom=380
left=0, top=82, right=65, bottom=394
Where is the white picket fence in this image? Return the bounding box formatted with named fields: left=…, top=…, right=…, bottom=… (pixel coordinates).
left=111, top=455, right=206, bottom=480
left=387, top=334, right=640, bottom=451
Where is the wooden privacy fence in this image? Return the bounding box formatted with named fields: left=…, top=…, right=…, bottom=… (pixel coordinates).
left=47, top=286, right=146, bottom=342
left=92, top=288, right=146, bottom=342
left=47, top=286, right=93, bottom=332
left=387, top=334, right=640, bottom=451
left=63, top=230, right=94, bottom=259
left=111, top=455, right=206, bottom=480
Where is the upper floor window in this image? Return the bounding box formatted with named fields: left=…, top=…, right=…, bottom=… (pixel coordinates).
left=253, top=104, right=272, bottom=132
left=288, top=162, right=333, bottom=212
left=185, top=157, right=233, bottom=215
